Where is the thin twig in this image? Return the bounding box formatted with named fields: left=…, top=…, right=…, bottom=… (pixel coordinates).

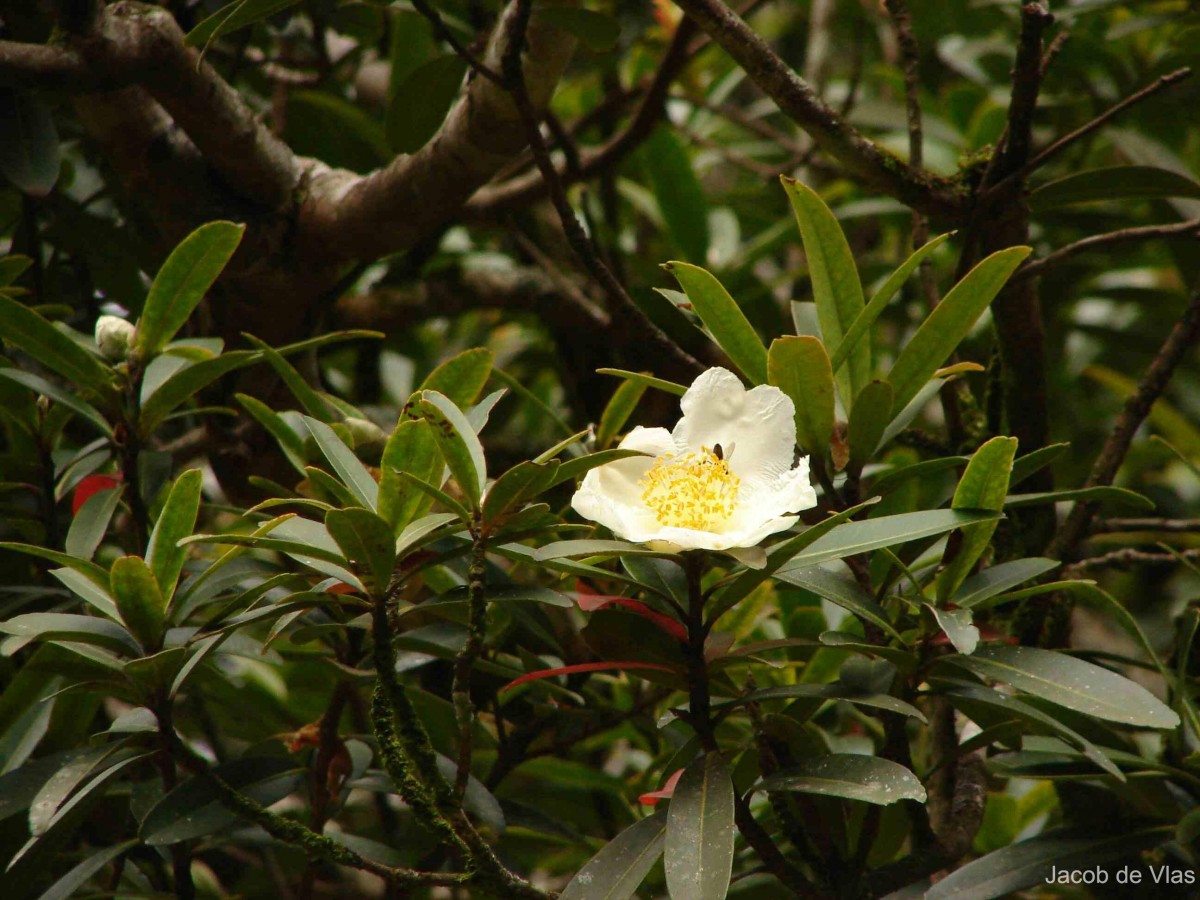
left=1092, top=518, right=1200, bottom=534
left=408, top=0, right=504, bottom=84
left=1012, top=218, right=1200, bottom=283
left=1075, top=547, right=1200, bottom=570
left=1048, top=284, right=1200, bottom=559
left=985, top=66, right=1192, bottom=202
left=501, top=0, right=703, bottom=384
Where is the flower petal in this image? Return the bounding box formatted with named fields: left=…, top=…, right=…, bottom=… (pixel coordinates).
left=570, top=427, right=672, bottom=541
left=672, top=367, right=797, bottom=481
left=730, top=458, right=817, bottom=530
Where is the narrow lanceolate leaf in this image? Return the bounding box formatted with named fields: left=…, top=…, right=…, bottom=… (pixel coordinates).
left=325, top=507, right=396, bottom=597
left=418, top=347, right=494, bottom=408
left=36, top=839, right=140, bottom=900
left=847, top=380, right=893, bottom=466
left=305, top=417, right=380, bottom=510
left=596, top=377, right=647, bottom=450
left=768, top=336, right=834, bottom=457
left=1030, top=165, right=1200, bottom=212
left=379, top=418, right=441, bottom=530
left=927, top=603, right=980, bottom=655
left=887, top=246, right=1030, bottom=415
left=952, top=557, right=1059, bottom=610
left=0, top=294, right=114, bottom=399
left=925, top=828, right=1171, bottom=900
left=111, top=556, right=168, bottom=651
left=416, top=390, right=487, bottom=508
left=666, top=262, right=768, bottom=385
left=0, top=88, right=61, bottom=196
left=781, top=177, right=869, bottom=410
left=753, top=754, right=926, bottom=805
left=832, top=231, right=954, bottom=372
left=937, top=436, right=1017, bottom=602
left=942, top=645, right=1180, bottom=729
left=64, top=486, right=123, bottom=562
left=665, top=753, right=735, bottom=900
left=136, top=221, right=245, bottom=358
left=560, top=809, right=667, bottom=900
left=145, top=468, right=203, bottom=602
left=644, top=128, right=710, bottom=265
left=0, top=368, right=112, bottom=435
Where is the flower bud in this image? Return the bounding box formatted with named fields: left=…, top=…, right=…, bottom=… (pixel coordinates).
left=95, top=315, right=136, bottom=363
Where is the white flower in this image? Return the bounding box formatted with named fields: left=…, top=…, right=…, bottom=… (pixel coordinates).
left=94, top=315, right=135, bottom=362
left=571, top=367, right=817, bottom=551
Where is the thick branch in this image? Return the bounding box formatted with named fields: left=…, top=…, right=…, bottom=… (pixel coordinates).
left=1048, top=284, right=1200, bottom=560
left=299, top=1, right=578, bottom=262
left=671, top=0, right=963, bottom=217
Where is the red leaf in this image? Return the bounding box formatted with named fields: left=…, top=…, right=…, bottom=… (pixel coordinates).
left=500, top=660, right=677, bottom=693
left=572, top=593, right=687, bottom=642
left=639, top=768, right=684, bottom=806
left=72, top=473, right=122, bottom=515
left=325, top=582, right=359, bottom=595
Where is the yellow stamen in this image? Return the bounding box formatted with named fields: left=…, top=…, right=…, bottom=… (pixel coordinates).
left=639, top=447, right=740, bottom=531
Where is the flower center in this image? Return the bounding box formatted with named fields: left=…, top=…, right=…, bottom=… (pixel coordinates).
left=639, top=447, right=741, bottom=531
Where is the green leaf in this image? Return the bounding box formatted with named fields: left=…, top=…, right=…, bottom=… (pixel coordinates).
left=596, top=368, right=687, bottom=397
left=64, top=486, right=122, bottom=562
left=927, top=603, right=979, bottom=655
left=186, top=0, right=302, bottom=49
left=596, top=378, right=647, bottom=450
left=768, top=336, right=834, bottom=456
left=0, top=88, right=60, bottom=196
left=540, top=7, right=621, bottom=51
left=416, top=391, right=487, bottom=508
left=560, top=809, right=666, bottom=900
left=243, top=335, right=337, bottom=421
left=937, top=436, right=1017, bottom=601
left=0, top=294, right=114, bottom=400
left=49, top=568, right=119, bottom=620
left=0, top=254, right=33, bottom=287
left=136, top=221, right=245, bottom=358
left=666, top=262, right=767, bottom=384
left=138, top=350, right=262, bottom=436
left=779, top=509, right=999, bottom=575
left=713, top=500, right=880, bottom=619
left=287, top=90, right=391, bottom=173
left=0, top=542, right=110, bottom=591
left=534, top=539, right=664, bottom=561
left=832, top=232, right=953, bottom=372
left=386, top=54, right=468, bottom=154
left=719, top=685, right=926, bottom=721
left=304, top=417, right=380, bottom=510
left=550, top=449, right=648, bottom=488
left=953, top=558, right=1059, bottom=610
left=847, top=380, right=894, bottom=466
left=782, top=177, right=869, bottom=409
left=325, top=507, right=396, bottom=597
left=1031, top=165, right=1200, bottom=211
left=925, top=827, right=1170, bottom=900
left=942, top=645, right=1180, bottom=729
left=887, top=246, right=1030, bottom=415
left=645, top=128, right=710, bottom=264
left=110, top=556, right=167, bottom=650
left=34, top=838, right=139, bottom=900
left=236, top=393, right=307, bottom=473
left=0, top=613, right=138, bottom=656
left=0, top=368, right=111, bottom=435
left=141, top=757, right=304, bottom=845
left=145, top=468, right=202, bottom=601
left=665, top=753, right=735, bottom=900
left=753, top=754, right=926, bottom=805
left=1003, top=486, right=1154, bottom=510
left=775, top=566, right=901, bottom=641
left=419, top=347, right=494, bottom=407
left=379, top=418, right=440, bottom=530
left=483, top=460, right=560, bottom=528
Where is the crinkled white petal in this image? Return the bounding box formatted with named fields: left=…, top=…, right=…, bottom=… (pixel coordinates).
left=570, top=427, right=672, bottom=541
left=570, top=369, right=819, bottom=550
left=671, top=367, right=798, bottom=482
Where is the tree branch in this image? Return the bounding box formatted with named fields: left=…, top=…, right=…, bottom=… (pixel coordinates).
left=299, top=0, right=578, bottom=263
left=671, top=0, right=963, bottom=217
left=1048, top=284, right=1200, bottom=560
left=1074, top=547, right=1200, bottom=570
left=1012, top=218, right=1200, bottom=283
